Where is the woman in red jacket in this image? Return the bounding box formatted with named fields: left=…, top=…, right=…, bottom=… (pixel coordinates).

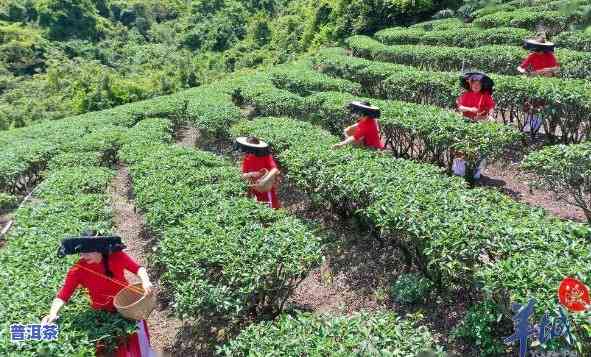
left=42, top=231, right=155, bottom=357
left=454, top=72, right=495, bottom=180
left=517, top=34, right=560, bottom=135
left=518, top=34, right=559, bottom=77
left=333, top=101, right=384, bottom=149
left=237, top=136, right=282, bottom=209
left=456, top=72, right=495, bottom=122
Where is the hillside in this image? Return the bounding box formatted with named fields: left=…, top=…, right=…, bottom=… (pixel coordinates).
left=0, top=0, right=460, bottom=130
left=1, top=0, right=591, bottom=356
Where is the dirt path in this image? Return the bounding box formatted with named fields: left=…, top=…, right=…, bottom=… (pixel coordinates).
left=480, top=161, right=586, bottom=222
left=109, top=164, right=182, bottom=356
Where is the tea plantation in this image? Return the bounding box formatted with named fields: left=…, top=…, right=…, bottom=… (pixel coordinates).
left=1, top=0, right=590, bottom=356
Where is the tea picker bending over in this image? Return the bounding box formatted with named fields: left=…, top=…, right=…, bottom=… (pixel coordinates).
left=42, top=230, right=155, bottom=357
left=333, top=101, right=384, bottom=150
left=237, top=136, right=282, bottom=209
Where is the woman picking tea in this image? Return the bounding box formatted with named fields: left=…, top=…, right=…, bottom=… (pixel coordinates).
left=42, top=231, right=155, bottom=357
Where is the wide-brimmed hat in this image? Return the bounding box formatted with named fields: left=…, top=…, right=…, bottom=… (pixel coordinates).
left=460, top=71, right=494, bottom=93
left=348, top=101, right=381, bottom=118
left=523, top=34, right=555, bottom=52
left=58, top=235, right=126, bottom=257
left=235, top=136, right=271, bottom=156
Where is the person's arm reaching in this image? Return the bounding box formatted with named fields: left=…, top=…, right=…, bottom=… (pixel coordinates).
left=41, top=298, right=65, bottom=325
left=332, top=136, right=358, bottom=148
left=137, top=267, right=154, bottom=295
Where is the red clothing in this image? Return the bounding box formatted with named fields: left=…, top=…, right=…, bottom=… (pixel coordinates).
left=57, top=251, right=141, bottom=311
left=242, top=153, right=281, bottom=209
left=354, top=116, right=384, bottom=149
left=457, top=91, right=495, bottom=120
left=520, top=52, right=559, bottom=72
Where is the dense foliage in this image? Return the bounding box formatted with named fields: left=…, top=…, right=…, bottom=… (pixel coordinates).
left=219, top=311, right=445, bottom=356
left=231, top=116, right=591, bottom=353
left=0, top=131, right=137, bottom=356
left=0, top=0, right=452, bottom=130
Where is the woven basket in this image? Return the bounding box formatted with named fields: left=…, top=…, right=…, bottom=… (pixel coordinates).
left=114, top=283, right=156, bottom=321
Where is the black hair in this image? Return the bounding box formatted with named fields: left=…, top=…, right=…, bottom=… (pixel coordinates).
left=81, top=229, right=114, bottom=278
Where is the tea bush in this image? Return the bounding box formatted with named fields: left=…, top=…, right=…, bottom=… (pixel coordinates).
left=219, top=311, right=445, bottom=356
left=231, top=72, right=520, bottom=170
left=0, top=137, right=137, bottom=356
left=390, top=273, right=434, bottom=304
left=376, top=26, right=532, bottom=48
left=0, top=192, right=18, bottom=210
left=472, top=10, right=580, bottom=33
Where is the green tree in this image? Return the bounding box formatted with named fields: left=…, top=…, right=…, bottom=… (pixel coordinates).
left=36, top=0, right=101, bottom=40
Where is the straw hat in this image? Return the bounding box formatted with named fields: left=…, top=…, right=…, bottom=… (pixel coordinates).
left=235, top=136, right=271, bottom=156
left=459, top=71, right=494, bottom=93
left=348, top=101, right=381, bottom=118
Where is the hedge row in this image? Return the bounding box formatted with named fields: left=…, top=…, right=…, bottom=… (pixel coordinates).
left=376, top=26, right=533, bottom=48
left=234, top=66, right=520, bottom=171
left=268, top=60, right=362, bottom=97
left=472, top=9, right=582, bottom=33
left=555, top=30, right=591, bottom=52
left=471, top=0, right=577, bottom=18
left=409, top=17, right=468, bottom=30
left=219, top=311, right=445, bottom=356
left=347, top=35, right=591, bottom=80
left=119, top=118, right=322, bottom=321
left=0, top=90, right=189, bottom=194
left=0, top=126, right=138, bottom=356
left=314, top=47, right=591, bottom=144
left=231, top=116, right=591, bottom=350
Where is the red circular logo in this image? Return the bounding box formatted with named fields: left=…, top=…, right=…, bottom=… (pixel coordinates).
left=558, top=277, right=590, bottom=312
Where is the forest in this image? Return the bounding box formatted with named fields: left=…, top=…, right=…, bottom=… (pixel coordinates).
left=0, top=0, right=463, bottom=130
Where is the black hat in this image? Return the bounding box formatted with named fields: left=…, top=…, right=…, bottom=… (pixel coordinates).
left=460, top=71, right=494, bottom=94
left=523, top=33, right=555, bottom=52
left=348, top=101, right=381, bottom=118
left=58, top=235, right=126, bottom=257
left=235, top=136, right=271, bottom=157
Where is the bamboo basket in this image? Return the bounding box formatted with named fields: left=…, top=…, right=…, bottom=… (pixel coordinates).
left=114, top=283, right=156, bottom=321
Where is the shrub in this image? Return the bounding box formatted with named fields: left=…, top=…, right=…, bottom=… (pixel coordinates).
left=555, top=30, right=591, bottom=51
left=219, top=311, right=445, bottom=356
left=452, top=300, right=506, bottom=356
left=390, top=273, right=433, bottom=304
left=0, top=192, right=18, bottom=210
left=0, top=155, right=135, bottom=356
left=522, top=142, right=591, bottom=222
left=472, top=10, right=581, bottom=34
left=376, top=26, right=533, bottom=48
